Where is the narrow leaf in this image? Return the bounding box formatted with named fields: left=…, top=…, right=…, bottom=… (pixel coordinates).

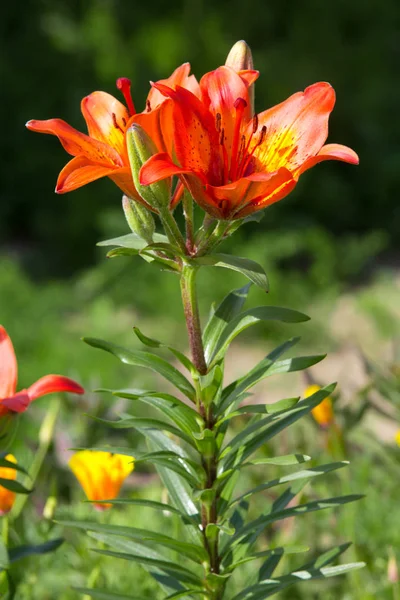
left=194, top=254, right=269, bottom=291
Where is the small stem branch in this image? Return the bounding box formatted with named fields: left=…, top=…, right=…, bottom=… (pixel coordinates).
left=196, top=220, right=231, bottom=257
left=182, top=192, right=195, bottom=254
left=180, top=264, right=207, bottom=375
left=158, top=206, right=187, bottom=255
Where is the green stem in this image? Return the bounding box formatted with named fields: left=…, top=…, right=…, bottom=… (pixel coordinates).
left=158, top=206, right=187, bottom=255
left=11, top=397, right=61, bottom=520
left=180, top=265, right=207, bottom=376
left=180, top=264, right=222, bottom=598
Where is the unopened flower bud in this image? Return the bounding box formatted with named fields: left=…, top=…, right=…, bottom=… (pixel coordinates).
left=127, top=124, right=170, bottom=210
left=122, top=195, right=155, bottom=244
left=225, top=40, right=255, bottom=114
left=225, top=40, right=254, bottom=71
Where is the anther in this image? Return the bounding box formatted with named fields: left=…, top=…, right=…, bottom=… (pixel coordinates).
left=112, top=113, right=123, bottom=132
left=116, top=77, right=136, bottom=116
left=215, top=113, right=222, bottom=132
left=252, top=114, right=259, bottom=134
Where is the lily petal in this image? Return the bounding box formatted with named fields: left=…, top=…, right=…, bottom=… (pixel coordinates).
left=140, top=152, right=194, bottom=186
left=253, top=82, right=336, bottom=173
left=56, top=156, right=122, bottom=193
left=133, top=99, right=175, bottom=155
left=27, top=375, right=84, bottom=401
left=0, top=326, right=17, bottom=398
left=109, top=167, right=145, bottom=204
left=1, top=392, right=30, bottom=413
left=237, top=69, right=259, bottom=88
left=81, top=91, right=129, bottom=159
left=295, top=143, right=359, bottom=177
left=26, top=119, right=123, bottom=166
left=200, top=66, right=252, bottom=143
left=147, top=63, right=201, bottom=109
left=204, top=168, right=295, bottom=219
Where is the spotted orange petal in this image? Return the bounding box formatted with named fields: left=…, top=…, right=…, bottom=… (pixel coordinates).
left=147, top=63, right=201, bottom=109
left=81, top=91, right=129, bottom=159
left=252, top=82, right=336, bottom=174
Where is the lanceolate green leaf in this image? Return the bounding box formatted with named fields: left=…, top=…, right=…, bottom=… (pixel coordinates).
left=203, top=284, right=251, bottom=364
left=58, top=520, right=207, bottom=564
left=209, top=307, right=310, bottom=365
left=72, top=589, right=143, bottom=600
left=221, top=384, right=337, bottom=469
left=222, top=545, right=309, bottom=572
left=90, top=498, right=200, bottom=525
left=193, top=254, right=269, bottom=292
left=228, top=462, right=349, bottom=509
left=0, top=455, right=29, bottom=476
left=97, top=232, right=168, bottom=250
left=8, top=539, right=64, bottom=563
left=0, top=478, right=31, bottom=494
left=225, top=494, right=363, bottom=551
left=112, top=390, right=201, bottom=436
left=82, top=338, right=195, bottom=400
left=87, top=533, right=191, bottom=597
left=132, top=327, right=196, bottom=374
left=93, top=549, right=203, bottom=588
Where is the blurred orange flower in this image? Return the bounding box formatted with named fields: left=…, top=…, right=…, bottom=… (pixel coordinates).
left=305, top=384, right=335, bottom=429
left=140, top=67, right=358, bottom=220
left=69, top=450, right=134, bottom=510
left=0, top=325, right=84, bottom=416
left=0, top=454, right=17, bottom=515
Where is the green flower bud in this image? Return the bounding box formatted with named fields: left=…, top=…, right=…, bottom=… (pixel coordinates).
left=225, top=40, right=254, bottom=72
left=122, top=195, right=155, bottom=244
left=126, top=124, right=170, bottom=210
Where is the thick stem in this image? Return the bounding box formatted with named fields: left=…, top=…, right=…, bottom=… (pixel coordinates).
left=180, top=264, right=223, bottom=597
left=180, top=264, right=207, bottom=376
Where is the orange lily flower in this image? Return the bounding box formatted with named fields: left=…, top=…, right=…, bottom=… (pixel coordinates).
left=305, top=384, right=335, bottom=429
left=26, top=64, right=199, bottom=204
left=0, top=325, right=84, bottom=416
left=140, top=66, right=359, bottom=220
left=69, top=450, right=134, bottom=510
left=0, top=454, right=17, bottom=515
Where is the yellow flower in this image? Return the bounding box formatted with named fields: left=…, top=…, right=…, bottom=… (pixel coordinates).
left=0, top=454, right=17, bottom=515
left=69, top=450, right=134, bottom=510
left=395, top=430, right=400, bottom=448
left=305, top=384, right=334, bottom=428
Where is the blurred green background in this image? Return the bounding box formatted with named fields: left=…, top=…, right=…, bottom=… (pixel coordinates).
left=1, top=0, right=400, bottom=598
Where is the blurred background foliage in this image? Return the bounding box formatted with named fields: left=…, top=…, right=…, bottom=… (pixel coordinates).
left=1, top=0, right=400, bottom=598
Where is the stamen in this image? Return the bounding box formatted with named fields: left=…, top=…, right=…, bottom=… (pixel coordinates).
left=252, top=113, right=259, bottom=134
left=116, top=77, right=136, bottom=116
left=230, top=97, right=248, bottom=181
left=112, top=113, right=123, bottom=132
left=219, top=128, right=229, bottom=184
left=241, top=125, right=268, bottom=177
left=215, top=112, right=222, bottom=132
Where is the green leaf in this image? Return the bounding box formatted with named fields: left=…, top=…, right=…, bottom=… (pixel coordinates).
left=98, top=232, right=168, bottom=249
left=72, top=589, right=142, bottom=600
left=209, top=307, right=310, bottom=365
left=0, top=478, right=31, bottom=494
left=221, top=384, right=337, bottom=469
left=228, top=462, right=349, bottom=509
left=0, top=455, right=29, bottom=476
left=165, top=591, right=205, bottom=599
left=194, top=254, right=269, bottom=291
left=219, top=340, right=322, bottom=414
left=112, top=390, right=201, bottom=435
left=203, top=284, right=251, bottom=364
left=0, top=538, right=9, bottom=570
left=223, top=545, right=309, bottom=572
left=59, top=520, right=206, bottom=564
left=226, top=495, right=363, bottom=551
left=82, top=338, right=195, bottom=400
left=90, top=498, right=199, bottom=524
left=244, top=454, right=311, bottom=467
left=87, top=533, right=189, bottom=596
left=93, top=548, right=203, bottom=587
left=8, top=539, right=64, bottom=563
left=86, top=415, right=196, bottom=449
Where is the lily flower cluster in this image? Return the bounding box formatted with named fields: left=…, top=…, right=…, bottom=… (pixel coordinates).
left=27, top=41, right=358, bottom=225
